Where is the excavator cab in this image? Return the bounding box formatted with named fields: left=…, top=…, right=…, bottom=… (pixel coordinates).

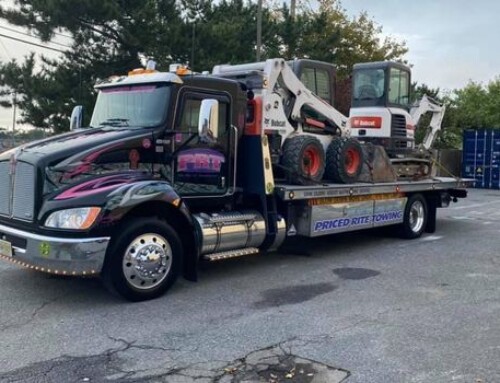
left=351, top=61, right=411, bottom=110
left=350, top=61, right=413, bottom=155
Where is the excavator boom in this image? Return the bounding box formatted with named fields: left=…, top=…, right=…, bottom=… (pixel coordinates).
left=410, top=94, right=446, bottom=150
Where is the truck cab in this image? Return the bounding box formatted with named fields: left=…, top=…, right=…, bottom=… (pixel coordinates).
left=0, top=67, right=271, bottom=301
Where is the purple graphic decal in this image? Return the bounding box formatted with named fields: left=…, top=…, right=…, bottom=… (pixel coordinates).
left=55, top=174, right=137, bottom=200
left=177, top=148, right=225, bottom=173
left=101, top=85, right=156, bottom=94
left=62, top=143, right=122, bottom=180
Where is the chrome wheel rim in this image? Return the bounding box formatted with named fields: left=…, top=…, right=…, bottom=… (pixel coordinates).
left=122, top=233, right=172, bottom=290
left=409, top=201, right=425, bottom=233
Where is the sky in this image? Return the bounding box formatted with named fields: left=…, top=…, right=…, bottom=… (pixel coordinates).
left=343, top=0, right=500, bottom=93
left=0, top=0, right=498, bottom=129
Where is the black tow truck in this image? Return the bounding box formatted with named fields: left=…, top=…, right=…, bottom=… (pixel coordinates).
left=0, top=60, right=470, bottom=301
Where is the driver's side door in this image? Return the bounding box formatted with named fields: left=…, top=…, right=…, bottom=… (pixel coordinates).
left=172, top=90, right=233, bottom=197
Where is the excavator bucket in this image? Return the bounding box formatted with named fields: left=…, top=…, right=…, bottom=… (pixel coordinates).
left=358, top=143, right=398, bottom=183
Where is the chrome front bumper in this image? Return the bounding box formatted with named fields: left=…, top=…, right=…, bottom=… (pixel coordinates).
left=0, top=223, right=110, bottom=275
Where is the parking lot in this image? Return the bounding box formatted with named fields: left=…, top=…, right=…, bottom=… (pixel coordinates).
left=0, top=188, right=499, bottom=382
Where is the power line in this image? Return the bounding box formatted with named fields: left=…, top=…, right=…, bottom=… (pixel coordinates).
left=0, top=32, right=67, bottom=53
left=0, top=25, right=72, bottom=48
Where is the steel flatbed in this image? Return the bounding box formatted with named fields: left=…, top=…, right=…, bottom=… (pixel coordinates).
left=275, top=177, right=473, bottom=201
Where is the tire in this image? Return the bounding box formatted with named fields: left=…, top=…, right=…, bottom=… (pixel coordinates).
left=399, top=194, right=428, bottom=239
left=282, top=135, right=325, bottom=184
left=325, top=137, right=364, bottom=184
left=102, top=218, right=182, bottom=301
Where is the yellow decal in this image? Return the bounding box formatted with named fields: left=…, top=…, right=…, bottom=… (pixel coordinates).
left=308, top=193, right=404, bottom=206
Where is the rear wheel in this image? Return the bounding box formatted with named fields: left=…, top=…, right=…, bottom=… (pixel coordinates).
left=282, top=135, right=325, bottom=184
left=399, top=194, right=428, bottom=239
left=325, top=137, right=363, bottom=183
left=102, top=218, right=182, bottom=301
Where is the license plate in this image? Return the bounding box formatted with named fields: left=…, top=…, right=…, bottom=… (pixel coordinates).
left=0, top=239, right=12, bottom=258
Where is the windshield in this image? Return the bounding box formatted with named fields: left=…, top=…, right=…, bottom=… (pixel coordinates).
left=90, top=84, right=170, bottom=128
left=353, top=69, right=385, bottom=100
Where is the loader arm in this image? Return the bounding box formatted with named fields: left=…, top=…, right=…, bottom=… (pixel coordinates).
left=410, top=94, right=446, bottom=150
left=263, top=59, right=350, bottom=136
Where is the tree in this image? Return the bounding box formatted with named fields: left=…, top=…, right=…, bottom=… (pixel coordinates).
left=0, top=0, right=408, bottom=133
left=0, top=0, right=186, bottom=132
left=306, top=1, right=407, bottom=78
left=180, top=0, right=279, bottom=71
left=416, top=78, right=500, bottom=149
left=449, top=82, right=490, bottom=130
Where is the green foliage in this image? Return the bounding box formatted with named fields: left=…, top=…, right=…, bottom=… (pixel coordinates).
left=0, top=0, right=408, bottom=133
left=449, top=82, right=489, bottom=129
left=411, top=78, right=500, bottom=149
left=429, top=78, right=500, bottom=149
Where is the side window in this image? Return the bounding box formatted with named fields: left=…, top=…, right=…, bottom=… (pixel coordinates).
left=177, top=96, right=228, bottom=136
left=300, top=68, right=315, bottom=93
left=173, top=92, right=231, bottom=196
left=315, top=69, right=331, bottom=102
left=388, top=68, right=410, bottom=105
left=179, top=99, right=201, bottom=134
left=300, top=68, right=332, bottom=103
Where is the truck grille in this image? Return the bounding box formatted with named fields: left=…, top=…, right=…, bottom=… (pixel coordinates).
left=0, top=161, right=36, bottom=221
left=0, top=162, right=11, bottom=216
left=391, top=114, right=407, bottom=138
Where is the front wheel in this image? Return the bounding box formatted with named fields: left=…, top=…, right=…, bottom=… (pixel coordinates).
left=325, top=137, right=364, bottom=184
left=102, top=218, right=182, bottom=301
left=399, top=194, right=428, bottom=239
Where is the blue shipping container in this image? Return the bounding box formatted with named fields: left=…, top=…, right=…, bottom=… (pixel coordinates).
left=462, top=129, right=500, bottom=189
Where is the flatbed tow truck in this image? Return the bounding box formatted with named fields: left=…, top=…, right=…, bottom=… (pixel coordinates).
left=0, top=58, right=471, bottom=301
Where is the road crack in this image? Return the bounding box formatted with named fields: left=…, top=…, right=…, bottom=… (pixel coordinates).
left=0, top=296, right=62, bottom=332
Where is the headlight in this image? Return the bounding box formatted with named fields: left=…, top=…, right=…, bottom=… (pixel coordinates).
left=45, top=207, right=101, bottom=230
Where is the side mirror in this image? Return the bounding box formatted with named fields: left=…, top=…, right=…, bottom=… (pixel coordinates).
left=198, top=99, right=219, bottom=142
left=70, top=105, right=84, bottom=131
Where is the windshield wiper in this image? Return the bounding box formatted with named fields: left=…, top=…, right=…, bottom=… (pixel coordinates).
left=99, top=118, right=130, bottom=127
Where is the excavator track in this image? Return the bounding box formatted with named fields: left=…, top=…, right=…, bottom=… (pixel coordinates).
left=391, top=157, right=434, bottom=180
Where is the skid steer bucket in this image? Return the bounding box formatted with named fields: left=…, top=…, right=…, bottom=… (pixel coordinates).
left=358, top=143, right=398, bottom=183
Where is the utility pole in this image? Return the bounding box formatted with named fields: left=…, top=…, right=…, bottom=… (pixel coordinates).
left=256, top=0, right=262, bottom=61
left=290, top=0, right=296, bottom=20
left=11, top=92, right=16, bottom=147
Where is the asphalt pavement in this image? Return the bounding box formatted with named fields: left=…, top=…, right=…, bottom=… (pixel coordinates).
left=1, top=188, right=499, bottom=382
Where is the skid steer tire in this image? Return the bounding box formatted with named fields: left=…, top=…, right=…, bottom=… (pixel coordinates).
left=325, top=137, right=364, bottom=184
left=282, top=135, right=325, bottom=185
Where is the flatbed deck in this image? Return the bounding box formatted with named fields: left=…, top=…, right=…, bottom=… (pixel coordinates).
left=275, top=177, right=473, bottom=201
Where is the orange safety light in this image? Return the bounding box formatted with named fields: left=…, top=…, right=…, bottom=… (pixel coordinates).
left=245, top=97, right=263, bottom=135
left=128, top=68, right=157, bottom=76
